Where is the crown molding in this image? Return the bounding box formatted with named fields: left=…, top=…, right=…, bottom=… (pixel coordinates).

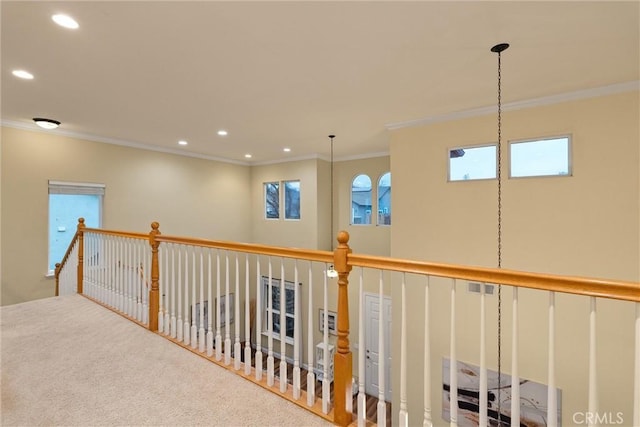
left=0, top=119, right=250, bottom=166
left=385, top=80, right=640, bottom=131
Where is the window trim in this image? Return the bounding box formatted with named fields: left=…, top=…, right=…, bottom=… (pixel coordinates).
left=447, top=143, right=498, bottom=182
left=264, top=182, right=280, bottom=220
left=508, top=135, right=573, bottom=179
left=261, top=275, right=297, bottom=344
left=376, top=172, right=391, bottom=227
left=283, top=180, right=301, bottom=221
left=350, top=173, right=373, bottom=226
left=48, top=180, right=104, bottom=275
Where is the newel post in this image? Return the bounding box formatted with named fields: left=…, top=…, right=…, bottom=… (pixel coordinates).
left=76, top=218, right=86, bottom=294
left=54, top=263, right=61, bottom=296
left=148, top=222, right=161, bottom=331
left=334, top=231, right=353, bottom=426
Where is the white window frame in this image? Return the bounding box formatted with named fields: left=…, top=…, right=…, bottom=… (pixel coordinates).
left=283, top=180, right=301, bottom=221
left=509, top=135, right=572, bottom=178
left=376, top=172, right=391, bottom=226
left=447, top=143, right=498, bottom=182
left=48, top=180, right=104, bottom=275
left=261, top=276, right=297, bottom=344
left=264, top=182, right=280, bottom=220
left=350, top=174, right=372, bottom=226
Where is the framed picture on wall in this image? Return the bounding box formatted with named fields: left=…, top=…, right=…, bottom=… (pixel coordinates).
left=319, top=309, right=337, bottom=335
left=215, top=293, right=234, bottom=327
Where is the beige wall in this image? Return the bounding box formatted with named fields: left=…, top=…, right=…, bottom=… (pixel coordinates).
left=336, top=156, right=391, bottom=256
left=250, top=158, right=326, bottom=249
left=389, top=92, right=639, bottom=426
left=1, top=127, right=251, bottom=305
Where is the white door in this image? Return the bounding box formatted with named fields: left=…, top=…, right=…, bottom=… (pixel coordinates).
left=364, top=293, right=392, bottom=401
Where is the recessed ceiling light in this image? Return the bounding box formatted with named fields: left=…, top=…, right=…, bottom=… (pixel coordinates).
left=217, top=130, right=228, bottom=136
left=12, top=70, right=34, bottom=80
left=52, top=14, right=79, bottom=29
left=33, top=118, right=60, bottom=130
left=244, top=154, right=252, bottom=158
left=283, top=148, right=291, bottom=152
left=178, top=140, right=188, bottom=146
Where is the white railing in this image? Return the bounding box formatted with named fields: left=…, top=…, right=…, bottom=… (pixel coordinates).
left=55, top=221, right=640, bottom=427
left=346, top=254, right=640, bottom=427
left=56, top=237, right=78, bottom=296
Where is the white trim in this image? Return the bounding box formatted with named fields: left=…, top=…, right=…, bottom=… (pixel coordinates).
left=385, top=81, right=640, bottom=131
left=49, top=180, right=105, bottom=188
left=1, top=119, right=250, bottom=166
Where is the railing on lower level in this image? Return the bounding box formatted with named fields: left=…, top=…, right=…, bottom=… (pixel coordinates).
left=56, top=219, right=640, bottom=427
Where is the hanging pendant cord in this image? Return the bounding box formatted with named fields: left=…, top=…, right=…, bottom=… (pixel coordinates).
left=329, top=135, right=335, bottom=251
left=491, top=42, right=508, bottom=426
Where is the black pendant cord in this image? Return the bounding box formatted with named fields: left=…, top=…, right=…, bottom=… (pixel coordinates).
left=491, top=42, right=508, bottom=426
left=329, top=135, right=335, bottom=251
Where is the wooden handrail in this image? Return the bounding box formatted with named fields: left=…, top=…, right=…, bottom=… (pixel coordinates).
left=82, top=227, right=149, bottom=240
left=347, top=253, right=640, bottom=303
left=54, top=230, right=80, bottom=295
left=154, top=234, right=334, bottom=264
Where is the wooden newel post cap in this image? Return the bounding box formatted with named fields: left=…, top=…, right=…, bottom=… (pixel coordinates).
left=337, top=230, right=349, bottom=246
left=77, top=217, right=85, bottom=229
left=151, top=221, right=160, bottom=232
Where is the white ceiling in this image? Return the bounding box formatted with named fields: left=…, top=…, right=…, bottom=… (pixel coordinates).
left=2, top=1, right=638, bottom=164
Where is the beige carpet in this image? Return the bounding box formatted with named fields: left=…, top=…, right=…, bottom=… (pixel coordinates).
left=0, top=295, right=333, bottom=427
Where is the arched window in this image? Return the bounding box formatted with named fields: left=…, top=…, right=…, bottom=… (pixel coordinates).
left=351, top=174, right=372, bottom=225
left=377, top=172, right=391, bottom=225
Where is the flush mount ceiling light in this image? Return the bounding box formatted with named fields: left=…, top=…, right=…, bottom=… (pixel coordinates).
left=33, top=118, right=60, bottom=130
left=52, top=14, right=79, bottom=29
left=283, top=147, right=291, bottom=152
left=244, top=154, right=252, bottom=159
left=178, top=140, right=188, bottom=146
left=217, top=130, right=228, bottom=136
left=12, top=70, right=34, bottom=80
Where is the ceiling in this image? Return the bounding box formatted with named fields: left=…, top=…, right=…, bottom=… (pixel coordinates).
left=2, top=1, right=638, bottom=164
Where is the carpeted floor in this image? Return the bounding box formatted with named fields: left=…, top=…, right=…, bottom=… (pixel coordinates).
left=0, top=295, right=333, bottom=427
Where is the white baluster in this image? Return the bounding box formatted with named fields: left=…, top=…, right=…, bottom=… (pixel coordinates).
left=322, top=265, right=330, bottom=414
left=170, top=245, right=177, bottom=339
left=423, top=276, right=433, bottom=427
left=358, top=268, right=366, bottom=427
left=198, top=248, right=205, bottom=353
left=234, top=255, right=241, bottom=370
left=244, top=255, right=252, bottom=375
left=450, top=279, right=458, bottom=427
left=224, top=253, right=231, bottom=365
left=255, top=257, right=263, bottom=381
left=279, top=260, right=288, bottom=392
left=267, top=258, right=275, bottom=387
left=479, top=283, right=487, bottom=427
left=547, top=291, right=557, bottom=427
left=399, top=273, right=408, bottom=427
left=588, top=297, right=598, bottom=427
left=377, top=270, right=387, bottom=427
left=118, top=239, right=124, bottom=311
left=191, top=248, right=197, bottom=349
left=634, top=302, right=640, bottom=427
left=183, top=249, right=190, bottom=344
left=510, top=287, right=520, bottom=427
left=306, top=264, right=315, bottom=407
left=176, top=246, right=183, bottom=342
left=127, top=239, right=132, bottom=317
left=206, top=250, right=213, bottom=356
left=215, top=251, right=222, bottom=360
left=163, top=244, right=170, bottom=335
left=293, top=260, right=301, bottom=399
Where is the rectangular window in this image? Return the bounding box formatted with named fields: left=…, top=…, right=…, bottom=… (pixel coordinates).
left=262, top=276, right=296, bottom=342
left=510, top=136, right=571, bottom=178
left=264, top=182, right=279, bottom=219
left=448, top=144, right=497, bottom=181
left=48, top=181, right=104, bottom=273
left=284, top=180, right=300, bottom=220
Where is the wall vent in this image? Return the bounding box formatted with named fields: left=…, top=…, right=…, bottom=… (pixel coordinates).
left=468, top=282, right=495, bottom=295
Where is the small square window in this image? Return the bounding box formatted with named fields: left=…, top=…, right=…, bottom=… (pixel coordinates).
left=448, top=145, right=497, bottom=181
left=510, top=136, right=571, bottom=178
left=284, top=180, right=300, bottom=220
left=264, top=182, right=279, bottom=219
